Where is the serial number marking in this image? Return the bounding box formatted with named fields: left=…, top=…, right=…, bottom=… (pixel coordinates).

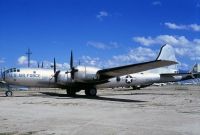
left=8, top=74, right=40, bottom=78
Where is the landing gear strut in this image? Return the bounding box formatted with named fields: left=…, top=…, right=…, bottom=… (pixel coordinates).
left=66, top=89, right=76, bottom=96
left=85, top=88, right=97, bottom=97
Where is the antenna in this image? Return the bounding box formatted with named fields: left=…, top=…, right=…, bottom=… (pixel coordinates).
left=26, top=48, right=32, bottom=68
left=79, top=60, right=81, bottom=65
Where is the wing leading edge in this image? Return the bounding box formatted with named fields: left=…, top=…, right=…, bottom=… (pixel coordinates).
left=97, top=60, right=177, bottom=80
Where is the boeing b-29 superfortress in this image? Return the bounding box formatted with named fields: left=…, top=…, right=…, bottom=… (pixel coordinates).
left=1, top=44, right=193, bottom=97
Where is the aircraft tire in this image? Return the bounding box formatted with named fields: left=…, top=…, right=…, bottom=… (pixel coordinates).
left=85, top=88, right=97, bottom=97
left=5, top=91, right=13, bottom=97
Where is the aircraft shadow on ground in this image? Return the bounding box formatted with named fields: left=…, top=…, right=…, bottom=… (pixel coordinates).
left=40, top=92, right=147, bottom=103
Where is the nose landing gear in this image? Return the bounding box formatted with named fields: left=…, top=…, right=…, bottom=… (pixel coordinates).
left=5, top=90, right=13, bottom=97
left=4, top=85, right=13, bottom=97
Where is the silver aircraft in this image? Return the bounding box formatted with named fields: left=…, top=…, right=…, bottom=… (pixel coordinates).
left=0, top=45, right=177, bottom=97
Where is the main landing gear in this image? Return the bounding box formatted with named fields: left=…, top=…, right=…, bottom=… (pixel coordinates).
left=66, top=88, right=97, bottom=97
left=85, top=88, right=97, bottom=97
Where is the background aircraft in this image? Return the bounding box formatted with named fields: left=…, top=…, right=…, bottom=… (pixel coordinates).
left=0, top=45, right=177, bottom=97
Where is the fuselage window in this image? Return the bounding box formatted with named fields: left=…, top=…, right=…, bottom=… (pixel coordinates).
left=17, top=69, right=20, bottom=72
left=33, top=71, right=36, bottom=74
left=13, top=69, right=16, bottom=72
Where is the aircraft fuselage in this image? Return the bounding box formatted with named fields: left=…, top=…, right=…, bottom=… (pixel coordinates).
left=3, top=68, right=186, bottom=90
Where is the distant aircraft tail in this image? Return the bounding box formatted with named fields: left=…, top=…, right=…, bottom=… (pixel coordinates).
left=149, top=44, right=178, bottom=74
left=190, top=64, right=199, bottom=73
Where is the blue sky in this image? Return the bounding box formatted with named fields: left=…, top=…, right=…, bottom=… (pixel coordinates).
left=0, top=0, right=200, bottom=70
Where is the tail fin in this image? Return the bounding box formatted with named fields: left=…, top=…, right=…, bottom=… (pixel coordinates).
left=149, top=44, right=178, bottom=74
left=190, top=64, right=200, bottom=73
left=156, top=44, right=177, bottom=62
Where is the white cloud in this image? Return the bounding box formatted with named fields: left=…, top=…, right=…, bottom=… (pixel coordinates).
left=79, top=46, right=158, bottom=68
left=17, top=56, right=70, bottom=69
left=133, top=34, right=200, bottom=63
left=41, top=60, right=70, bottom=69
left=164, top=22, right=200, bottom=32
left=18, top=56, right=28, bottom=65
left=164, top=22, right=186, bottom=30
left=133, top=37, right=156, bottom=46
left=157, top=35, right=190, bottom=46
left=87, top=41, right=119, bottom=49
left=87, top=41, right=107, bottom=49
left=81, top=56, right=102, bottom=67
left=152, top=1, right=162, bottom=6
left=17, top=56, right=39, bottom=67
left=133, top=35, right=190, bottom=47
left=189, top=24, right=200, bottom=31
left=107, top=47, right=157, bottom=67
left=96, top=11, right=109, bottom=21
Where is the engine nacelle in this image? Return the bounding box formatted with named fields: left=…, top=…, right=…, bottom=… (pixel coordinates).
left=74, top=66, right=100, bottom=82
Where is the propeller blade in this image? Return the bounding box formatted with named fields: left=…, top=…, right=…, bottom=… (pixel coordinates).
left=41, top=62, right=44, bottom=68
left=69, top=50, right=78, bottom=80
left=37, top=62, right=40, bottom=68
left=54, top=71, right=60, bottom=83
left=70, top=50, right=73, bottom=69
left=54, top=58, right=56, bottom=73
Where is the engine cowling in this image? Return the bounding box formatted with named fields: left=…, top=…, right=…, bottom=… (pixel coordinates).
left=74, top=66, right=100, bottom=82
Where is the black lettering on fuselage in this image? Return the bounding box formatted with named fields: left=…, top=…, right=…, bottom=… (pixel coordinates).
left=18, top=73, right=40, bottom=78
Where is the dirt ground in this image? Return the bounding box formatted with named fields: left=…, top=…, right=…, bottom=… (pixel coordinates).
left=0, top=85, right=200, bottom=135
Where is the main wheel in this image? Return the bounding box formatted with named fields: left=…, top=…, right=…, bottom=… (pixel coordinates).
left=5, top=91, right=13, bottom=97
left=85, top=88, right=97, bottom=97
left=66, top=89, right=76, bottom=96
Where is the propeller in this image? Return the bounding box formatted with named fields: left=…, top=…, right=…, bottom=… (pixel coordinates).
left=37, top=62, right=44, bottom=68
left=69, top=50, right=78, bottom=80
left=50, top=58, right=60, bottom=83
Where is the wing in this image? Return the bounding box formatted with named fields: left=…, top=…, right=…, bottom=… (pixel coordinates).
left=97, top=60, right=177, bottom=80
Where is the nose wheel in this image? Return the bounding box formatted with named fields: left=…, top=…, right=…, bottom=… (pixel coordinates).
left=5, top=91, right=13, bottom=97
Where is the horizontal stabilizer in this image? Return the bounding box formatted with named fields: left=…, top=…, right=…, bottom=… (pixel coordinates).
left=160, top=73, right=200, bottom=80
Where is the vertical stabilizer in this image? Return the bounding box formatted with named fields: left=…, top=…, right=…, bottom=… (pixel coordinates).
left=156, top=44, right=177, bottom=62
left=149, top=44, right=178, bottom=74
left=191, top=64, right=200, bottom=73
